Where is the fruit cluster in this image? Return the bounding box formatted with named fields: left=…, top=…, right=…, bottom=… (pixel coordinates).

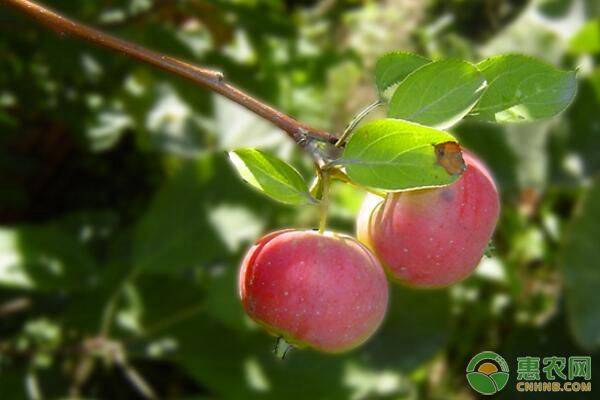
left=239, top=150, right=500, bottom=353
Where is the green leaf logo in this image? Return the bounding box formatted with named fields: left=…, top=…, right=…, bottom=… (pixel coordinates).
left=465, top=351, right=510, bottom=395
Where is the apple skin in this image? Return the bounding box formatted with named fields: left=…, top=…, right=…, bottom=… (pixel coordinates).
left=357, top=150, right=500, bottom=288
left=239, top=229, right=388, bottom=353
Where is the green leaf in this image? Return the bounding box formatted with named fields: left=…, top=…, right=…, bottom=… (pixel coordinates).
left=340, top=119, right=462, bottom=191
left=359, top=286, right=450, bottom=371
left=563, top=179, right=600, bottom=350
left=538, top=0, right=574, bottom=17
left=229, top=149, right=315, bottom=205
left=0, top=226, right=95, bottom=291
left=374, top=52, right=430, bottom=95
left=133, top=155, right=276, bottom=274
left=172, top=316, right=352, bottom=400
left=453, top=121, right=519, bottom=190
left=0, top=367, right=29, bottom=399
left=473, top=54, right=577, bottom=122
left=569, top=19, right=600, bottom=55
left=563, top=69, right=600, bottom=175
left=388, top=59, right=487, bottom=129
left=133, top=158, right=226, bottom=274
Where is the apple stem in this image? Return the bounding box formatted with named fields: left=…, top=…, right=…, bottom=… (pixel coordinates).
left=318, top=170, right=331, bottom=234
left=328, top=168, right=387, bottom=197
left=273, top=336, right=293, bottom=359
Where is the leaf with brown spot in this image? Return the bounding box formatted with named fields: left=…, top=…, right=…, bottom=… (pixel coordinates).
left=340, top=119, right=462, bottom=191
left=434, top=141, right=466, bottom=175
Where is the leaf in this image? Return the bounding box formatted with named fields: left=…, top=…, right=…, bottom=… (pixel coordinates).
left=0, top=367, right=29, bottom=399
left=569, top=19, right=600, bottom=55
left=214, top=96, right=294, bottom=155
left=374, top=52, right=430, bottom=95
left=453, top=121, right=519, bottom=190
left=504, top=121, right=554, bottom=190
left=563, top=69, right=600, bottom=175
left=388, top=59, right=487, bottom=129
left=133, top=155, right=279, bottom=274
left=340, top=119, right=462, bottom=191
left=229, top=149, right=315, bottom=205
left=473, top=54, right=577, bottom=122
left=538, top=0, right=573, bottom=17
left=0, top=226, right=95, bottom=291
left=563, top=178, right=600, bottom=350
left=133, top=273, right=205, bottom=332
left=133, top=157, right=226, bottom=273
left=358, top=286, right=450, bottom=371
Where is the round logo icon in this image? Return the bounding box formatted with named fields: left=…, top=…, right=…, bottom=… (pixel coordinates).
left=466, top=351, right=510, bottom=395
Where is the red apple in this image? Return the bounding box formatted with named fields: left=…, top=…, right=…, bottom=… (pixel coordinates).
left=239, top=229, right=388, bottom=353
left=357, top=150, right=500, bottom=288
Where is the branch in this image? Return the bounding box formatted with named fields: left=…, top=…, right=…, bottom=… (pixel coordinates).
left=2, top=0, right=339, bottom=154
left=0, top=297, right=31, bottom=318
left=25, top=368, right=43, bottom=400
left=114, top=350, right=158, bottom=399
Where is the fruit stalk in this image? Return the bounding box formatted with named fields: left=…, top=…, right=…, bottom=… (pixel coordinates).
left=318, top=169, right=330, bottom=234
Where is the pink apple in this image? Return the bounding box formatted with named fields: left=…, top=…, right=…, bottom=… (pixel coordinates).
left=357, top=150, right=500, bottom=288
left=239, top=229, right=388, bottom=353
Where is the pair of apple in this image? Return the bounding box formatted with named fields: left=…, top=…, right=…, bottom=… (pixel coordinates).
left=239, top=151, right=499, bottom=353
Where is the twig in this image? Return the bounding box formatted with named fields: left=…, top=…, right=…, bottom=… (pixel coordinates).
left=99, top=289, right=120, bottom=338
left=317, top=167, right=330, bottom=234
left=1, top=0, right=339, bottom=156
left=98, top=267, right=141, bottom=337
left=328, top=168, right=387, bottom=197
left=0, top=297, right=31, bottom=318
left=120, top=363, right=158, bottom=400
left=142, top=303, right=205, bottom=337
left=25, top=368, right=43, bottom=400
left=68, top=354, right=95, bottom=398
left=114, top=350, right=158, bottom=399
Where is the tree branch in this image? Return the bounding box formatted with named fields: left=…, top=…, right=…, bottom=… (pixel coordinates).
left=2, top=0, right=339, bottom=153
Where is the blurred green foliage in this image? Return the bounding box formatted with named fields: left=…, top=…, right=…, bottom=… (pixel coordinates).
left=0, top=0, right=599, bottom=399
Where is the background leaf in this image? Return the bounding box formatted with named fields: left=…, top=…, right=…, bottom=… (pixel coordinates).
left=359, top=287, right=450, bottom=371
left=569, top=19, right=600, bottom=55
left=132, top=155, right=268, bottom=274
left=341, top=119, right=461, bottom=191
left=563, top=179, right=600, bottom=350
left=473, top=54, right=577, bottom=122
left=374, top=52, right=430, bottom=95
left=229, top=149, right=315, bottom=205
left=388, top=59, right=487, bottom=129
left=562, top=69, right=600, bottom=175
left=133, top=157, right=225, bottom=274
left=453, top=121, right=519, bottom=191
left=0, top=225, right=95, bottom=291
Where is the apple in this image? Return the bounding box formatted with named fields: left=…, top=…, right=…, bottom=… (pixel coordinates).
left=357, top=150, right=499, bottom=287
left=239, top=229, right=388, bottom=353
